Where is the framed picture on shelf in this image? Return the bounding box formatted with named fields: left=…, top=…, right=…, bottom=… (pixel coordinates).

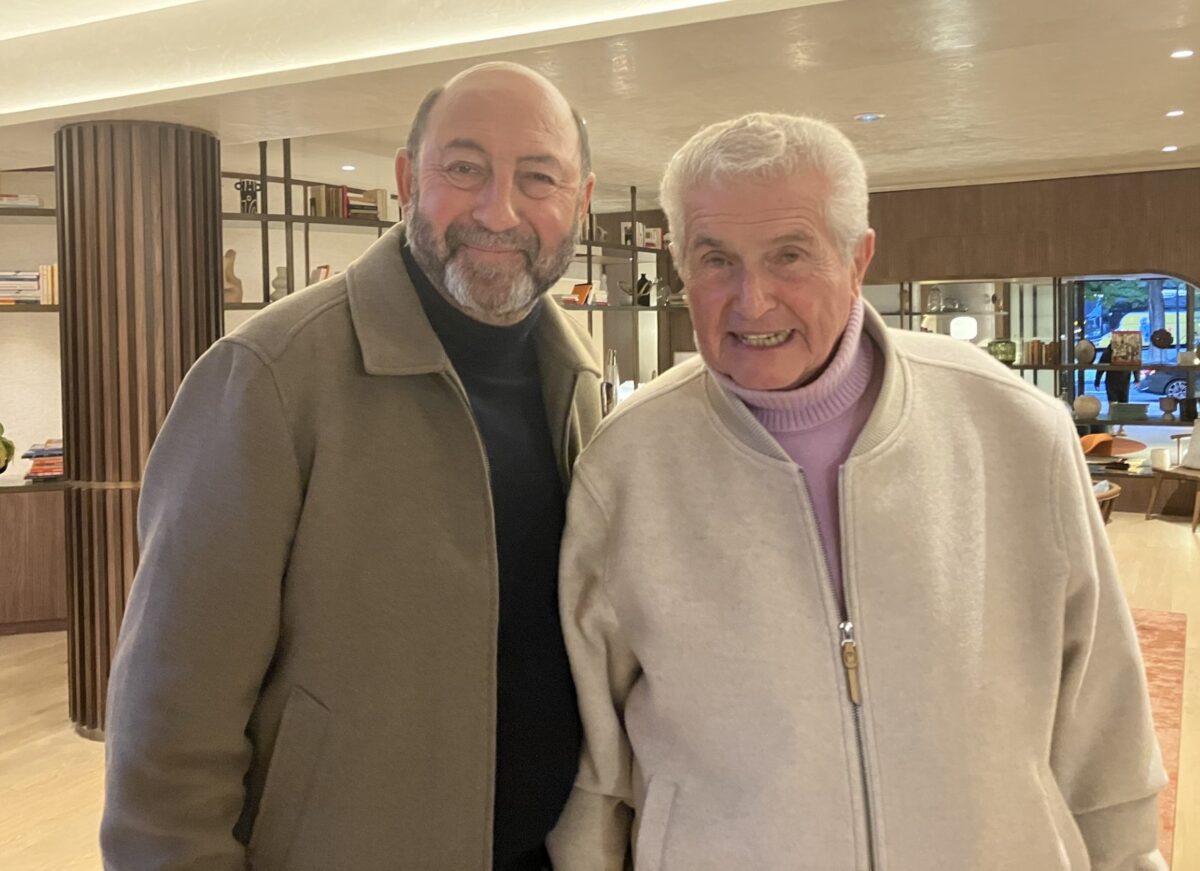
left=620, top=221, right=645, bottom=247
left=1110, top=331, right=1142, bottom=366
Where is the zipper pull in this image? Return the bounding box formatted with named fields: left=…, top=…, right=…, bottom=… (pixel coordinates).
left=839, top=621, right=863, bottom=706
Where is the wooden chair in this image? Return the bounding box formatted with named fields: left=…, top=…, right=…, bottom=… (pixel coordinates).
left=1145, top=466, right=1200, bottom=533
left=1094, top=481, right=1122, bottom=525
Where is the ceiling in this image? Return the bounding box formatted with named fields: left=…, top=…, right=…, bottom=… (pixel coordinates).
left=2, top=0, right=1198, bottom=212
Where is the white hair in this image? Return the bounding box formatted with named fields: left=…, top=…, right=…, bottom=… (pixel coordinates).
left=660, top=112, right=869, bottom=262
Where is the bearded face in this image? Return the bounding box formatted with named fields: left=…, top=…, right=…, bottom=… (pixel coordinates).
left=405, top=192, right=581, bottom=323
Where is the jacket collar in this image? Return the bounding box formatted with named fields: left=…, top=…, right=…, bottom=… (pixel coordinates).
left=704, top=302, right=908, bottom=463
left=345, top=223, right=600, bottom=378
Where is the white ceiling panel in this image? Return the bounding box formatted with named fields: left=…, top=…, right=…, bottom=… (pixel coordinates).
left=0, top=0, right=1196, bottom=197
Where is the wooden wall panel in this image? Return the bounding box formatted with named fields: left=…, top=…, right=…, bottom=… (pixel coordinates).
left=0, top=488, right=68, bottom=634
left=866, top=169, right=1200, bottom=285
left=55, top=121, right=222, bottom=731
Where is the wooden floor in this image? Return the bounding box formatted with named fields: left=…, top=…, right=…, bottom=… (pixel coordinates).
left=0, top=511, right=1197, bottom=870
left=0, top=632, right=104, bottom=870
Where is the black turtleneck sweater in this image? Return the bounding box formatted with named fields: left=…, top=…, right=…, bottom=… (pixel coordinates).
left=403, top=245, right=580, bottom=871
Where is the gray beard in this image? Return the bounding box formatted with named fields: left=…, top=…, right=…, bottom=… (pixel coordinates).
left=442, top=248, right=540, bottom=320
left=405, top=194, right=580, bottom=324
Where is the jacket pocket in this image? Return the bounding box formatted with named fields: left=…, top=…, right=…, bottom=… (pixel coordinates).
left=248, top=686, right=331, bottom=871
left=634, top=777, right=677, bottom=871
left=1036, top=770, right=1091, bottom=870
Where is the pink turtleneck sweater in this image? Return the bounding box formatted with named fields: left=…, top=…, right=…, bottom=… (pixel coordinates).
left=716, top=299, right=882, bottom=605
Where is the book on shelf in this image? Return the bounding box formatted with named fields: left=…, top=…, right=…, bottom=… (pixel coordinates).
left=0, top=193, right=42, bottom=208
left=0, top=267, right=56, bottom=304
left=38, top=264, right=58, bottom=304
left=346, top=188, right=389, bottom=220
left=0, top=270, right=40, bottom=303
left=306, top=184, right=327, bottom=217
left=26, top=458, right=64, bottom=481
left=22, top=438, right=64, bottom=459
left=308, top=184, right=348, bottom=218
left=22, top=439, right=64, bottom=481
left=306, top=185, right=388, bottom=220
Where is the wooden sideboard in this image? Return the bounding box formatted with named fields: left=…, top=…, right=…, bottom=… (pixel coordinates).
left=0, top=482, right=68, bottom=635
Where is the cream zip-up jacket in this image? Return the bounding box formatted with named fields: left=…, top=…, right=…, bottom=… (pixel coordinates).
left=548, top=307, right=1166, bottom=871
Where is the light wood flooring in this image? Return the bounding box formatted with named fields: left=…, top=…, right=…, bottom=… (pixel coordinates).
left=0, top=511, right=1197, bottom=869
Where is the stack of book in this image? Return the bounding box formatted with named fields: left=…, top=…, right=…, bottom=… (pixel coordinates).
left=0, top=271, right=41, bottom=305
left=347, top=189, right=389, bottom=221
left=22, top=439, right=64, bottom=482
left=0, top=193, right=42, bottom=209
left=306, top=185, right=389, bottom=220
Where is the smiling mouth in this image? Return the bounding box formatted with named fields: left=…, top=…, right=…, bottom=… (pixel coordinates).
left=465, top=245, right=522, bottom=255
left=735, top=330, right=793, bottom=348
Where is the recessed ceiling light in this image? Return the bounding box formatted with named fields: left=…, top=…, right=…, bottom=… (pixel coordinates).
left=1166, top=109, right=1185, bottom=117
left=1162, top=145, right=1179, bottom=152
left=341, top=164, right=356, bottom=171
left=854, top=112, right=885, bottom=122
left=1170, top=49, right=1194, bottom=59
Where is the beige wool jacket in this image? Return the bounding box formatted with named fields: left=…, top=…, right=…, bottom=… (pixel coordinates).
left=548, top=307, right=1166, bottom=871
left=101, top=224, right=602, bottom=870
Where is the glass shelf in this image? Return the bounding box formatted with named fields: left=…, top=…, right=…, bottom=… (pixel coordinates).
left=557, top=302, right=665, bottom=312
left=1074, top=416, right=1194, bottom=427
left=920, top=311, right=1009, bottom=317
left=1012, top=364, right=1197, bottom=371
left=0, top=207, right=55, bottom=218
left=221, top=212, right=393, bottom=229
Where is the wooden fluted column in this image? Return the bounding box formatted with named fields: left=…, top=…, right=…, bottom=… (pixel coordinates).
left=56, top=121, right=222, bottom=732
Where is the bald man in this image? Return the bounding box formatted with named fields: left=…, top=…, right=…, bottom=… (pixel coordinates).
left=102, top=63, right=601, bottom=871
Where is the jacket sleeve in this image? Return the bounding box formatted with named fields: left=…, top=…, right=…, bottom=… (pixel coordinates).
left=101, top=339, right=304, bottom=870
left=547, top=471, right=639, bottom=871
left=1050, top=415, right=1168, bottom=871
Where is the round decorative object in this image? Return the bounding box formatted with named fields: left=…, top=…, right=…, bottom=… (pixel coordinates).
left=1150, top=328, right=1174, bottom=349
left=1073, top=339, right=1096, bottom=364
left=1160, top=396, right=1178, bottom=422
left=1073, top=395, right=1102, bottom=420
left=986, top=338, right=1016, bottom=365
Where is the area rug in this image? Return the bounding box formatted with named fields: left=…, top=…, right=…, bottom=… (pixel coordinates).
left=1131, top=608, right=1187, bottom=866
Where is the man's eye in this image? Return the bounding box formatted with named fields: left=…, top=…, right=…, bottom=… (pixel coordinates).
left=519, top=171, right=559, bottom=198
left=442, top=162, right=487, bottom=190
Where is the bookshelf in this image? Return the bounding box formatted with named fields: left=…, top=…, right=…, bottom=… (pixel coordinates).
left=218, top=139, right=398, bottom=316
left=218, top=145, right=688, bottom=387
left=0, top=305, right=59, bottom=313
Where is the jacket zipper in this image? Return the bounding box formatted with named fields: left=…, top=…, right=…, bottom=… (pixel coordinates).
left=836, top=468, right=878, bottom=871
left=839, top=621, right=862, bottom=705
left=800, top=467, right=877, bottom=870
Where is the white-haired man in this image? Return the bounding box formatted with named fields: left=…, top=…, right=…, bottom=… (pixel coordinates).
left=548, top=113, right=1166, bottom=870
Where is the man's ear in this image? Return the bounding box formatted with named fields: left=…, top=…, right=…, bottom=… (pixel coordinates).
left=852, top=229, right=876, bottom=285
left=577, top=172, right=596, bottom=224
left=395, top=148, right=415, bottom=208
